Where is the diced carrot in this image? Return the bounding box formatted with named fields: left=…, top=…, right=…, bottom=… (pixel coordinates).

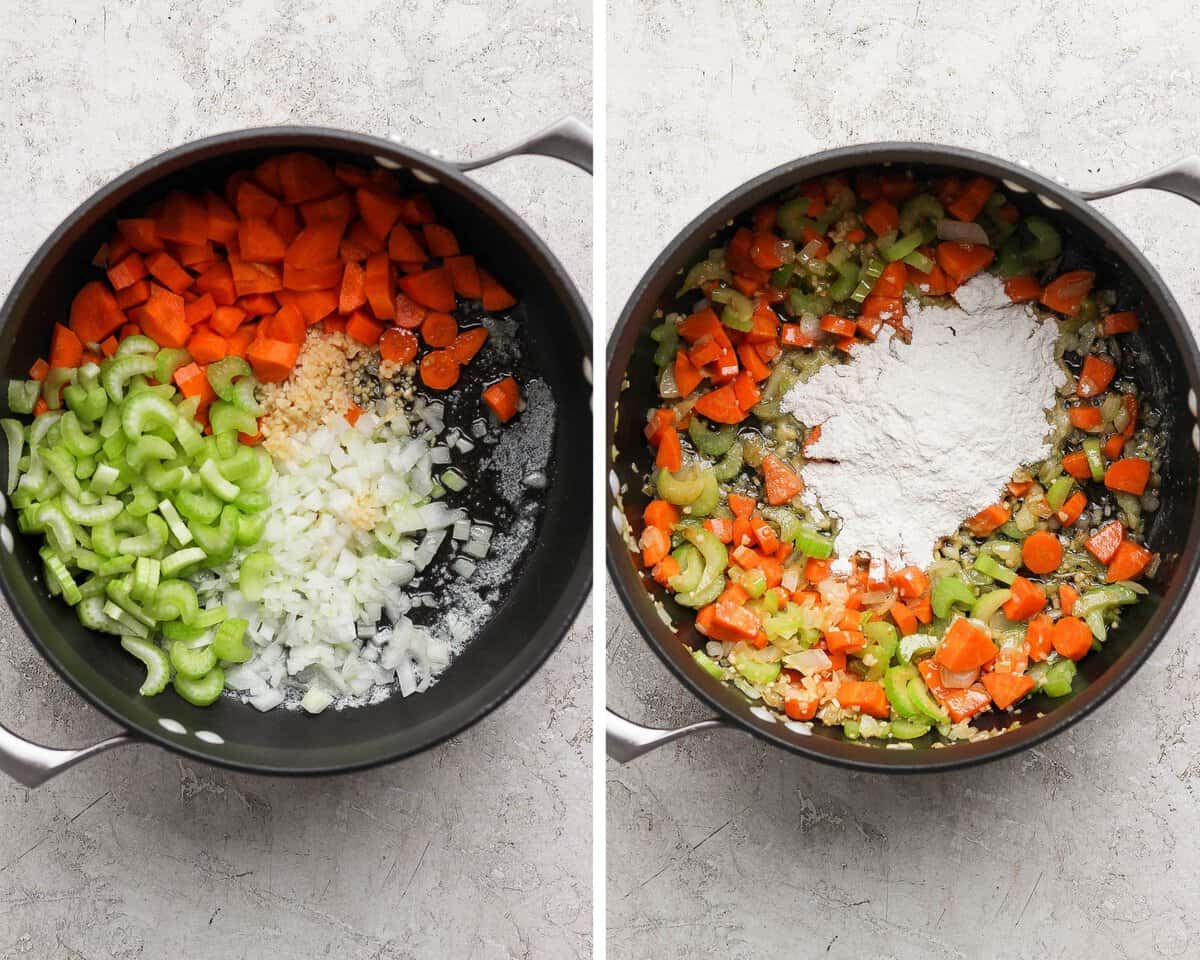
left=285, top=220, right=347, bottom=269
left=443, top=255, right=483, bottom=299
left=172, top=361, right=216, bottom=412
left=935, top=618, right=997, bottom=672
left=229, top=256, right=284, bottom=296
left=156, top=191, right=208, bottom=246
left=1041, top=270, right=1095, bottom=316
left=99, top=336, right=119, bottom=358
left=1026, top=614, right=1054, bottom=661
left=186, top=325, right=229, bottom=364
left=398, top=266, right=455, bottom=313
left=69, top=281, right=127, bottom=344
left=1077, top=354, right=1116, bottom=398
left=270, top=204, right=302, bottom=245
left=1106, top=540, right=1153, bottom=583
left=761, top=454, right=803, bottom=506
left=106, top=253, right=148, bottom=291
left=1104, top=457, right=1151, bottom=496
left=837, top=680, right=890, bottom=719
left=344, top=402, right=363, bottom=426
left=675, top=349, right=704, bottom=395
left=355, top=187, right=407, bottom=239
left=300, top=192, right=354, bottom=226
left=1103, top=434, right=1127, bottom=459
left=363, top=253, right=395, bottom=320
left=651, top=555, right=680, bottom=587
left=862, top=200, right=900, bottom=237
left=826, top=630, right=866, bottom=655
left=421, top=223, right=458, bottom=258
left=1022, top=531, right=1064, bottom=575
left=336, top=261, right=366, bottom=315
left=184, top=292, right=216, bottom=326
left=210, top=306, right=247, bottom=337
left=643, top=499, right=679, bottom=531
left=483, top=376, right=521, bottom=423
left=134, top=283, right=190, bottom=348
left=1003, top=576, right=1046, bottom=621
left=726, top=494, right=755, bottom=520
left=946, top=177, right=995, bottom=222
left=448, top=326, right=488, bottom=366
left=643, top=408, right=674, bottom=446
left=1004, top=275, right=1042, bottom=303
left=379, top=327, right=418, bottom=365
left=1062, top=450, right=1092, bottom=479
left=964, top=503, right=1010, bottom=536
left=890, top=599, right=918, bottom=636
left=1056, top=491, right=1087, bottom=527
left=194, top=262, right=237, bottom=306
left=276, top=152, right=338, bottom=205
left=1085, top=520, right=1125, bottom=564
left=145, top=250, right=194, bottom=295
left=117, top=218, right=161, bottom=253
left=422, top=312, right=458, bottom=349
left=693, top=385, right=744, bottom=424
left=280, top=288, right=338, bottom=325
left=281, top=260, right=342, bottom=291
left=1068, top=405, right=1103, bottom=430
left=246, top=337, right=300, bottom=383
left=234, top=180, right=279, bottom=221
left=387, top=223, right=427, bottom=263
left=704, top=517, right=733, bottom=543
left=819, top=314, right=856, bottom=337
left=479, top=268, right=517, bottom=311
left=936, top=242, right=995, bottom=284
left=890, top=565, right=929, bottom=601
left=262, top=304, right=306, bottom=344
left=345, top=309, right=385, bottom=346
left=655, top=424, right=682, bottom=472
left=1052, top=616, right=1092, bottom=661
left=1102, top=311, right=1139, bottom=335
left=1058, top=583, right=1079, bottom=617
left=780, top=323, right=815, bottom=349
left=732, top=371, right=761, bottom=411
left=941, top=685, right=994, bottom=723
left=115, top=280, right=151, bottom=310
left=419, top=350, right=461, bottom=391
left=874, top=261, right=908, bottom=299
left=981, top=672, right=1034, bottom=710
left=48, top=324, right=83, bottom=369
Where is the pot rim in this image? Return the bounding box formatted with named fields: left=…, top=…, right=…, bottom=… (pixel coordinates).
left=0, top=125, right=592, bottom=776
left=607, top=140, right=1200, bottom=773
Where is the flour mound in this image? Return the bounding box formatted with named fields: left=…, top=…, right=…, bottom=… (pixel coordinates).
left=780, top=274, right=1065, bottom=566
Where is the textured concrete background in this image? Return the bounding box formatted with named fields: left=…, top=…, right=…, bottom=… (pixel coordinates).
left=0, top=2, right=591, bottom=958
left=607, top=1, right=1200, bottom=958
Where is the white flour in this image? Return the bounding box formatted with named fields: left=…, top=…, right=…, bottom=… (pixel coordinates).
left=780, top=274, right=1065, bottom=566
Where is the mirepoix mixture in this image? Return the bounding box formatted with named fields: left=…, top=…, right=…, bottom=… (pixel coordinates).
left=632, top=168, right=1164, bottom=745
left=3, top=151, right=536, bottom=714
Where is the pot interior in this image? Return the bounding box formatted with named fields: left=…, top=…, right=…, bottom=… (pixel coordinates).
left=1, top=131, right=591, bottom=774
left=608, top=148, right=1200, bottom=768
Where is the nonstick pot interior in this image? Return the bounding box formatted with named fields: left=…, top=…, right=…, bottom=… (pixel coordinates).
left=608, top=144, right=1200, bottom=771
left=0, top=129, right=591, bottom=774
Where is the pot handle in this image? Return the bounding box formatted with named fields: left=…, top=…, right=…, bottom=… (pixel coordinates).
left=0, top=722, right=139, bottom=787
left=1078, top=155, right=1200, bottom=204
left=450, top=116, right=593, bottom=176
left=606, top=708, right=730, bottom=763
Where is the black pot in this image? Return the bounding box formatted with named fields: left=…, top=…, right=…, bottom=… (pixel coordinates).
left=606, top=143, right=1200, bottom=772
left=0, top=120, right=592, bottom=783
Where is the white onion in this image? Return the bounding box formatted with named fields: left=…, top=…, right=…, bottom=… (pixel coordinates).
left=940, top=666, right=980, bottom=689
left=936, top=219, right=990, bottom=244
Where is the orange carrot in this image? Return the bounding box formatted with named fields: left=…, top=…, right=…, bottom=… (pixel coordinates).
left=387, top=223, right=428, bottom=263
left=1056, top=490, right=1087, bottom=527
left=204, top=193, right=239, bottom=246
left=134, top=284, right=190, bottom=348
left=195, top=262, right=237, bottom=306
left=819, top=314, right=856, bottom=337
left=964, top=503, right=1010, bottom=536
left=277, top=152, right=338, bottom=205
left=946, top=177, right=995, bottom=222
left=172, top=361, right=216, bottom=411
left=890, top=599, right=918, bottom=636
left=1104, top=457, right=1151, bottom=495
left=1102, top=311, right=1139, bottom=335
left=344, top=402, right=363, bottom=426
left=1040, top=270, right=1095, bottom=316
left=1021, top=531, right=1063, bottom=574
left=1004, top=275, right=1042, bottom=303
left=1085, top=520, right=1125, bottom=564
left=936, top=242, right=995, bottom=283
left=1002, top=576, right=1046, bottom=621
left=935, top=618, right=997, bottom=672
left=1026, top=614, right=1054, bottom=661
left=262, top=304, right=306, bottom=344
left=675, top=349, right=704, bottom=395
left=479, top=268, right=516, bottom=311
left=99, top=336, right=119, bottom=358
left=890, top=565, right=929, bottom=600
left=449, top=326, right=488, bottom=365
left=1106, top=540, right=1153, bottom=582
left=300, top=192, right=354, bottom=226
left=236, top=218, right=287, bottom=263
left=117, top=218, right=161, bottom=253
left=1058, top=583, right=1079, bottom=616
left=156, top=191, right=208, bottom=246
left=246, top=337, right=300, bottom=383
left=444, top=255, right=483, bottom=299
left=482, top=376, right=521, bottom=422
left=651, top=555, right=681, bottom=587
left=732, top=371, right=761, bottom=411
left=69, top=281, right=127, bottom=344
left=229, top=256, right=283, bottom=297
left=210, top=306, right=247, bottom=337
left=761, top=454, right=803, bottom=506
left=825, top=630, right=866, bottom=654
left=693, top=385, right=745, bottom=425
left=837, top=680, right=890, bottom=719
left=862, top=200, right=900, bottom=237
left=643, top=499, right=679, bottom=531
left=364, top=253, right=395, bottom=320
left=106, top=253, right=148, bottom=291
left=281, top=260, right=342, bottom=291
left=235, top=180, right=279, bottom=220
left=1077, top=354, right=1116, bottom=398
left=419, top=350, right=461, bottom=391
left=377, top=327, right=416, bottom=365
left=279, top=288, right=338, bottom=325
left=1062, top=450, right=1092, bottom=480
left=285, top=220, right=347, bottom=269
left=49, top=324, right=83, bottom=369
left=981, top=672, right=1034, bottom=710
left=185, top=292, right=216, bottom=326
left=345, top=309, right=385, bottom=346
left=186, top=326, right=229, bottom=364
left=1052, top=616, right=1092, bottom=660
left=399, top=267, right=456, bottom=313
left=874, top=261, right=907, bottom=299
left=355, top=187, right=406, bottom=240
left=421, top=312, right=458, bottom=348
left=1067, top=405, right=1103, bottom=431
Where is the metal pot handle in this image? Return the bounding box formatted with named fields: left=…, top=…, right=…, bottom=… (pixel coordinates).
left=0, top=722, right=139, bottom=787
left=606, top=708, right=730, bottom=762
left=1078, top=156, right=1200, bottom=203
left=450, top=116, right=593, bottom=176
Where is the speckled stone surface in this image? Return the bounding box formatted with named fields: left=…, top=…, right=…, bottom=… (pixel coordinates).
left=607, top=2, right=1200, bottom=957
left=0, top=2, right=591, bottom=958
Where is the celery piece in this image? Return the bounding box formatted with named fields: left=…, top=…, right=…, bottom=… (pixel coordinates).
left=971, top=588, right=1012, bottom=622
left=1046, top=475, right=1075, bottom=513
left=1023, top=216, right=1062, bottom=262
left=1082, top=438, right=1105, bottom=481
left=7, top=380, right=39, bottom=415
left=906, top=676, right=949, bottom=725
left=884, top=664, right=919, bottom=717
left=667, top=544, right=703, bottom=594
left=206, top=357, right=253, bottom=403
left=1042, top=659, right=1077, bottom=698
left=235, top=512, right=267, bottom=547
left=101, top=355, right=156, bottom=403
left=120, top=636, right=171, bottom=695
left=889, top=717, right=931, bottom=740
left=691, top=649, right=725, bottom=681
left=169, top=639, right=218, bottom=680
left=115, top=335, right=158, bottom=358
left=880, top=231, right=925, bottom=263
left=688, top=418, right=737, bottom=457
left=173, top=667, right=225, bottom=706
left=211, top=618, right=251, bottom=664
left=239, top=552, right=274, bottom=602
left=731, top=652, right=780, bottom=687
left=931, top=576, right=975, bottom=618
left=1, top=418, right=23, bottom=495
left=199, top=459, right=240, bottom=502
left=851, top=258, right=885, bottom=303
left=828, top=262, right=859, bottom=302
left=973, top=553, right=1016, bottom=586
left=793, top=524, right=833, bottom=560
left=155, top=348, right=192, bottom=386
left=209, top=400, right=257, bottom=437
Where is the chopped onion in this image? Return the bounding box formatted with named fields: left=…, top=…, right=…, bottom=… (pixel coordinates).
left=940, top=666, right=980, bottom=689
left=936, top=219, right=990, bottom=245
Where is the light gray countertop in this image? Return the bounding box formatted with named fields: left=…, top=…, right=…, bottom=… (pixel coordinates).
left=607, top=1, right=1200, bottom=957
left=0, top=2, right=591, bottom=957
